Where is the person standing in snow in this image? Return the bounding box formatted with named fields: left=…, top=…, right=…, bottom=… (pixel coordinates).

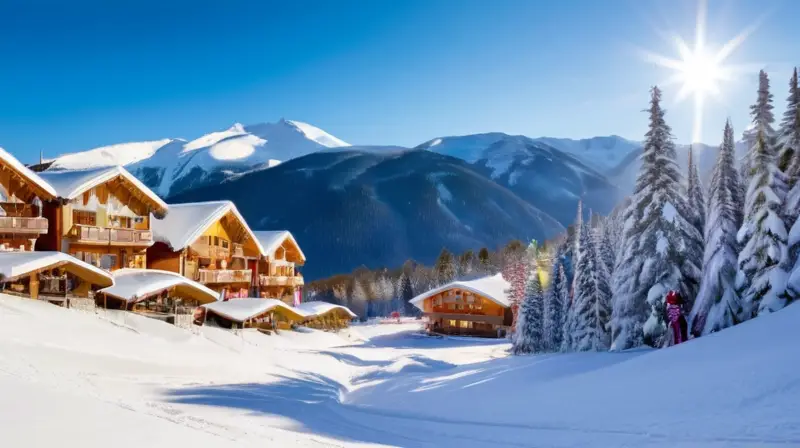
left=665, top=290, right=688, bottom=345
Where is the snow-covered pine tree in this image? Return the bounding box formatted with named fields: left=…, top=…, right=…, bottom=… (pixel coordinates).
left=611, top=86, right=701, bottom=350
left=690, top=120, right=743, bottom=335
left=511, top=259, right=545, bottom=355
left=570, top=221, right=611, bottom=351
left=737, top=127, right=790, bottom=318
left=777, top=68, right=799, bottom=174
left=742, top=70, right=777, bottom=187
left=784, top=101, right=800, bottom=300
left=545, top=262, right=568, bottom=352
left=687, top=145, right=706, bottom=237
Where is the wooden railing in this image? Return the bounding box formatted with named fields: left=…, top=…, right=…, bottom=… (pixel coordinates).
left=0, top=216, right=48, bottom=233
left=259, top=274, right=304, bottom=287
left=69, top=225, right=153, bottom=244
left=196, top=269, right=252, bottom=284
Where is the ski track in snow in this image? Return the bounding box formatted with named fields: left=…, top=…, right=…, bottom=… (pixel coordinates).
left=1, top=294, right=798, bottom=447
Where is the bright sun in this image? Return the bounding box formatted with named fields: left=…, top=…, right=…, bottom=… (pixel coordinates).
left=641, top=0, right=759, bottom=143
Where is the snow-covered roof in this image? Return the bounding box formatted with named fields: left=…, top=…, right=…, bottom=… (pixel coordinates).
left=0, top=251, right=113, bottom=286
left=39, top=165, right=168, bottom=214
left=202, top=298, right=306, bottom=323
left=252, top=230, right=306, bottom=262
left=409, top=273, right=511, bottom=311
left=0, top=147, right=58, bottom=200
left=295, top=301, right=357, bottom=319
left=151, top=201, right=265, bottom=254
left=99, top=268, right=218, bottom=304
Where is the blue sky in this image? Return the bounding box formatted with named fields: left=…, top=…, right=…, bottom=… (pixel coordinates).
left=0, top=0, right=798, bottom=163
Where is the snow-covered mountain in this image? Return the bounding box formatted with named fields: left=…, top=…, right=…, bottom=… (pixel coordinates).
left=170, top=148, right=565, bottom=279
left=418, top=133, right=621, bottom=225
left=533, top=135, right=642, bottom=173
left=44, top=119, right=349, bottom=198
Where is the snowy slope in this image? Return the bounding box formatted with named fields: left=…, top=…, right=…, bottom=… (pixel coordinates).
left=43, top=119, right=350, bottom=198
left=1, top=293, right=798, bottom=447
left=46, top=139, right=176, bottom=171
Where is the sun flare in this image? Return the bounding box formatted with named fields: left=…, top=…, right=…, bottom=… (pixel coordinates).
left=641, top=0, right=759, bottom=143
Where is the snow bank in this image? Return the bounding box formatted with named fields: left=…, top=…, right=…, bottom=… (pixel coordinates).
left=348, top=304, right=800, bottom=446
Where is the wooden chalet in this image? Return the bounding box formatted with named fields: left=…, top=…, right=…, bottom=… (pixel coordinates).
left=98, top=268, right=218, bottom=324
left=252, top=230, right=306, bottom=305
left=295, top=301, right=356, bottom=330
left=0, top=148, right=58, bottom=251
left=198, top=298, right=308, bottom=331
left=0, top=251, right=114, bottom=304
left=147, top=201, right=265, bottom=299
left=410, top=274, right=513, bottom=338
left=36, top=166, right=168, bottom=271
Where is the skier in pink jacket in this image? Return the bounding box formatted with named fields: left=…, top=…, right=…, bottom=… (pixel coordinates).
left=666, top=290, right=688, bottom=345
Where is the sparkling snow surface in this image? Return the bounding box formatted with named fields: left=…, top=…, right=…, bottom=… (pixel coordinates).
left=1, top=293, right=798, bottom=447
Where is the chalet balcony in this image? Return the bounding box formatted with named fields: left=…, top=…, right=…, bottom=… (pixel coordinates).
left=0, top=216, right=48, bottom=234
left=259, top=274, right=304, bottom=287
left=197, top=269, right=252, bottom=284
left=69, top=225, right=153, bottom=246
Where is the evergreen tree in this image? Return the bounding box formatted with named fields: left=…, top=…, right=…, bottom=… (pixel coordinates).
left=742, top=70, right=777, bottom=183
left=544, top=262, right=568, bottom=352
left=737, top=127, right=791, bottom=317
left=511, top=261, right=545, bottom=355
left=458, top=250, right=476, bottom=279
left=611, top=86, right=701, bottom=350
left=477, top=247, right=491, bottom=274
left=687, top=145, right=706, bottom=237
left=399, top=272, right=415, bottom=316
left=597, top=219, right=617, bottom=278
left=570, top=221, right=611, bottom=351
left=690, top=120, right=743, bottom=335
left=434, top=248, right=456, bottom=286
left=778, top=68, right=800, bottom=174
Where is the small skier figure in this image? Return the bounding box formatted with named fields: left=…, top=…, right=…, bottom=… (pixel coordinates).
left=665, top=290, right=688, bottom=345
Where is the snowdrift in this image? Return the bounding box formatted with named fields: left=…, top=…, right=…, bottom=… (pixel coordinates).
left=347, top=304, right=800, bottom=446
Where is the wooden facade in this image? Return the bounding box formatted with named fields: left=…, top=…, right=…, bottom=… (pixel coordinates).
left=37, top=168, right=166, bottom=271
left=419, top=287, right=512, bottom=338
left=147, top=206, right=263, bottom=299
left=0, top=154, right=56, bottom=252
left=253, top=231, right=306, bottom=304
